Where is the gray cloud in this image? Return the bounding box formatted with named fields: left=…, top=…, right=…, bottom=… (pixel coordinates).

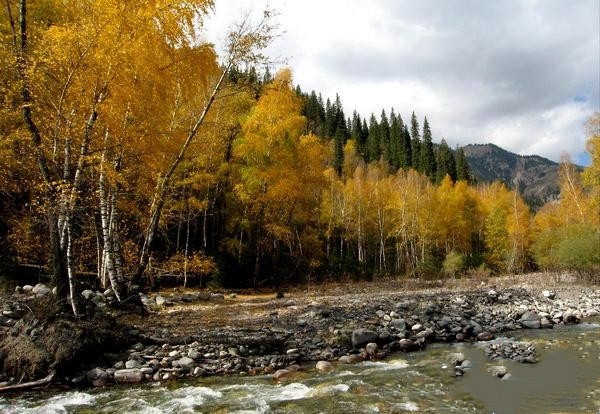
left=206, top=0, right=599, bottom=162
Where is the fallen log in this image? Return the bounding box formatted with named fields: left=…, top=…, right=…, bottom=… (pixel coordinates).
left=0, top=371, right=55, bottom=393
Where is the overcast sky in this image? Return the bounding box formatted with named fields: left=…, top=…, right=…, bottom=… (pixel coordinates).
left=204, top=0, right=600, bottom=165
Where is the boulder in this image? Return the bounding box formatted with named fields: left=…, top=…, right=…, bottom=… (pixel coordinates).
left=339, top=354, right=364, bottom=364
left=351, top=329, right=378, bottom=348
left=390, top=318, right=406, bottom=331
left=477, top=331, right=494, bottom=341
left=125, top=359, right=141, bottom=369
left=315, top=361, right=333, bottom=372
left=562, top=309, right=581, bottom=324
left=520, top=311, right=541, bottom=329
left=177, top=356, right=196, bottom=371
left=32, top=283, right=51, bottom=295
left=365, top=342, right=378, bottom=355
left=114, top=368, right=144, bottom=383
left=273, top=369, right=291, bottom=381
left=487, top=365, right=507, bottom=378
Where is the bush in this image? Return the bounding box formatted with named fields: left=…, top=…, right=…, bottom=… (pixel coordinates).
left=442, top=251, right=465, bottom=278
left=555, top=226, right=600, bottom=273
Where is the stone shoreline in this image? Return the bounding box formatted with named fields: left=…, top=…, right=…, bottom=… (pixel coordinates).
left=1, top=278, right=599, bottom=389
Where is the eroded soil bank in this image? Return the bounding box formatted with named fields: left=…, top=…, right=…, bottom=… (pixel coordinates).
left=0, top=273, right=598, bottom=391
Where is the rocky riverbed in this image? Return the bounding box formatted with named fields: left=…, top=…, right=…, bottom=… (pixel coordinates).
left=0, top=274, right=599, bottom=390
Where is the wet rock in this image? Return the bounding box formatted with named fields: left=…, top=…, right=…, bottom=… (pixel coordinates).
left=477, top=331, right=494, bottom=341
left=339, top=354, right=364, bottom=364
left=315, top=361, right=333, bottom=372
left=487, top=365, right=507, bottom=378
left=273, top=368, right=291, bottom=380
left=398, top=338, right=416, bottom=352
left=449, top=353, right=465, bottom=366
left=365, top=342, right=378, bottom=355
left=86, top=367, right=107, bottom=383
left=562, top=309, right=581, bottom=324
left=520, top=311, right=541, bottom=329
left=114, top=368, right=144, bottom=383
left=351, top=329, right=378, bottom=348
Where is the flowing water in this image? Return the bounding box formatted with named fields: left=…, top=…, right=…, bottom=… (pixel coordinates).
left=1, top=321, right=598, bottom=414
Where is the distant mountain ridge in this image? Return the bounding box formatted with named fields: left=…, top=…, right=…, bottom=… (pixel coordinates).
left=462, top=143, right=563, bottom=208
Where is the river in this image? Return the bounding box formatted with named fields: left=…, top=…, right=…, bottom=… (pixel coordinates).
left=1, top=321, right=598, bottom=413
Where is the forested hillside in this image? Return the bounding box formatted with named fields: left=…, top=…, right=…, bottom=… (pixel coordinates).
left=463, top=144, right=565, bottom=208
left=1, top=1, right=598, bottom=315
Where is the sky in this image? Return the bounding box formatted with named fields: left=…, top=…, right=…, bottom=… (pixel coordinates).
left=203, top=0, right=600, bottom=165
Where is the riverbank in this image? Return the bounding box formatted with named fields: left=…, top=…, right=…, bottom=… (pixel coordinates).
left=0, top=273, right=598, bottom=390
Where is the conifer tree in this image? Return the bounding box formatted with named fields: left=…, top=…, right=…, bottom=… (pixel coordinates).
left=435, top=139, right=457, bottom=183
left=401, top=124, right=412, bottom=169
left=389, top=109, right=402, bottom=172
left=456, top=147, right=473, bottom=183
left=420, top=117, right=436, bottom=179
left=410, top=112, right=421, bottom=170
left=379, top=110, right=391, bottom=167
left=367, top=114, right=381, bottom=163
left=351, top=111, right=368, bottom=160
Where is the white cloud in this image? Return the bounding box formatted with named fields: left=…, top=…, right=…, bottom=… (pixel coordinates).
left=204, top=0, right=599, bottom=163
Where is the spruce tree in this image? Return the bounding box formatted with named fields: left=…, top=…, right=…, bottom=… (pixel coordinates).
left=420, top=117, right=436, bottom=179
left=456, top=147, right=473, bottom=183
left=401, top=124, right=412, bottom=169
left=352, top=111, right=368, bottom=160
left=379, top=110, right=391, bottom=166
left=333, top=119, right=345, bottom=176
left=435, top=139, right=457, bottom=183
left=389, top=109, right=402, bottom=172
left=367, top=114, right=381, bottom=163
left=410, top=112, right=421, bottom=170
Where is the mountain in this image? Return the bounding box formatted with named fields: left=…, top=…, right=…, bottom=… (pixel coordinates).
left=462, top=143, right=564, bottom=208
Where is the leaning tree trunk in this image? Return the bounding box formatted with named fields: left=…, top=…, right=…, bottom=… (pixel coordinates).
left=133, top=62, right=231, bottom=285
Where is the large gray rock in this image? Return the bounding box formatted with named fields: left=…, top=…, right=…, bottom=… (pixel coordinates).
left=520, top=311, right=541, bottom=329
left=177, top=356, right=196, bottom=371
left=351, top=329, right=379, bottom=348
left=125, top=359, right=141, bottom=369
left=114, top=368, right=144, bottom=383
left=390, top=319, right=406, bottom=331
